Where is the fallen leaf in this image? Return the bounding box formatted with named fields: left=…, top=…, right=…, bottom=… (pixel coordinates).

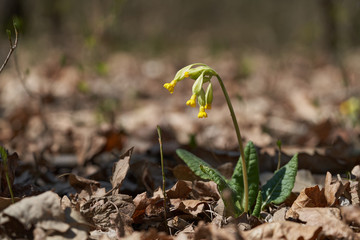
left=166, top=180, right=192, bottom=199
left=172, top=164, right=200, bottom=181
left=243, top=221, right=322, bottom=240
left=0, top=196, right=21, bottom=211
left=352, top=165, right=360, bottom=180
left=193, top=221, right=244, bottom=240
left=122, top=228, right=174, bottom=240
left=341, top=205, right=360, bottom=227
left=286, top=185, right=327, bottom=219
left=324, top=172, right=350, bottom=206
left=0, top=191, right=90, bottom=239
left=59, top=173, right=105, bottom=205
left=110, top=147, right=133, bottom=193
left=170, top=199, right=207, bottom=217
left=350, top=180, right=360, bottom=206
left=0, top=191, right=63, bottom=230
left=80, top=194, right=134, bottom=232
left=191, top=181, right=220, bottom=201
left=272, top=207, right=287, bottom=222
left=296, top=207, right=358, bottom=240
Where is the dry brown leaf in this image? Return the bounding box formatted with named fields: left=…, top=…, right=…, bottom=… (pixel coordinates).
left=193, top=221, right=244, bottom=240
left=324, top=171, right=350, bottom=206
left=341, top=205, right=360, bottom=227
left=191, top=181, right=220, bottom=201
left=272, top=207, right=287, bottom=222
left=172, top=164, right=200, bottom=181
left=0, top=191, right=90, bottom=239
left=296, top=207, right=358, bottom=240
left=350, top=181, right=360, bottom=206
left=0, top=196, right=21, bottom=211
left=132, top=191, right=163, bottom=223
left=244, top=221, right=322, bottom=240
left=286, top=185, right=327, bottom=219
left=352, top=165, right=360, bottom=180
left=110, top=147, right=133, bottom=192
left=166, top=180, right=192, bottom=199
left=60, top=173, right=105, bottom=206
left=60, top=173, right=100, bottom=193
left=80, top=194, right=134, bottom=232
left=0, top=191, right=63, bottom=230
left=122, top=228, right=174, bottom=240
left=170, top=199, right=207, bottom=217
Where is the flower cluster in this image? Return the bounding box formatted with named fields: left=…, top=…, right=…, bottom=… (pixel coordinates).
left=163, top=64, right=216, bottom=118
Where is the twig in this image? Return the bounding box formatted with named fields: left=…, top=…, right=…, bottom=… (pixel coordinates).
left=0, top=23, right=18, bottom=74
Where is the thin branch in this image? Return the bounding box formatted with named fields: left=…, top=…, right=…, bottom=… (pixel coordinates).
left=0, top=23, right=18, bottom=74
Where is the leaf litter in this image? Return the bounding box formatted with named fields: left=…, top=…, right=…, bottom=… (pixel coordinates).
left=0, top=52, right=360, bottom=239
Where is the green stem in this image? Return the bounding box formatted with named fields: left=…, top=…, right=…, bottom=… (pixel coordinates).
left=0, top=147, right=14, bottom=204
left=157, top=126, right=168, bottom=230
left=216, top=75, right=249, bottom=213
left=5, top=170, right=14, bottom=204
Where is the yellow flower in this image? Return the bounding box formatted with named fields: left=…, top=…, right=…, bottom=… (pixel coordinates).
left=198, top=106, right=207, bottom=118
left=163, top=80, right=177, bottom=94
left=186, top=94, right=197, bottom=107
left=205, top=104, right=211, bottom=109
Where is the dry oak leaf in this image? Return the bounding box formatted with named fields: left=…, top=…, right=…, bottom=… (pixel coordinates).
left=60, top=173, right=105, bottom=198
left=350, top=180, right=360, bottom=206
left=170, top=199, right=207, bottom=217
left=286, top=185, right=327, bottom=219
left=0, top=191, right=89, bottom=239
left=110, top=147, right=133, bottom=193
left=324, top=171, right=350, bottom=206
left=352, top=165, right=360, bottom=180
left=341, top=205, right=360, bottom=227
left=81, top=194, right=134, bottom=232
left=296, top=207, right=359, bottom=240
left=166, top=180, right=193, bottom=199
left=243, top=221, right=322, bottom=240
left=193, top=221, right=244, bottom=240
left=132, top=191, right=164, bottom=223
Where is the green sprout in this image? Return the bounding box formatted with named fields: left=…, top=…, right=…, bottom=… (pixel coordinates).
left=0, top=146, right=14, bottom=204
left=164, top=63, right=298, bottom=216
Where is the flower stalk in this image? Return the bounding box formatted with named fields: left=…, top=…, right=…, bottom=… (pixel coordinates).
left=215, top=74, right=249, bottom=213
left=163, top=63, right=249, bottom=213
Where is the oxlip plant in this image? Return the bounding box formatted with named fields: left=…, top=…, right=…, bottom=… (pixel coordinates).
left=163, top=63, right=298, bottom=217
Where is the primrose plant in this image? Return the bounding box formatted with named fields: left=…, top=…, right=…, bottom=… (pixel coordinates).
left=163, top=63, right=298, bottom=217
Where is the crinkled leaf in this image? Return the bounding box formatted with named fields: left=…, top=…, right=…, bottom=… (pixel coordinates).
left=229, top=141, right=259, bottom=211
left=261, top=154, right=298, bottom=209
left=111, top=147, right=133, bottom=190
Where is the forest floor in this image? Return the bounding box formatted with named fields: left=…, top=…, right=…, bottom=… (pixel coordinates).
left=0, top=49, right=360, bottom=239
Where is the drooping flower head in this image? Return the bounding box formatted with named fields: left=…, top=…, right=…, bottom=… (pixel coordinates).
left=163, top=63, right=216, bottom=118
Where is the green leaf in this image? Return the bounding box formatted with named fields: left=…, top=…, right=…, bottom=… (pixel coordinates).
left=252, top=190, right=262, bottom=217
left=261, top=154, right=298, bottom=209
left=176, top=149, right=219, bottom=181
left=200, top=165, right=242, bottom=216
left=229, top=141, right=259, bottom=211
left=200, top=165, right=228, bottom=192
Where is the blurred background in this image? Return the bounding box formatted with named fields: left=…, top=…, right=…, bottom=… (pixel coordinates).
left=0, top=0, right=359, bottom=163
